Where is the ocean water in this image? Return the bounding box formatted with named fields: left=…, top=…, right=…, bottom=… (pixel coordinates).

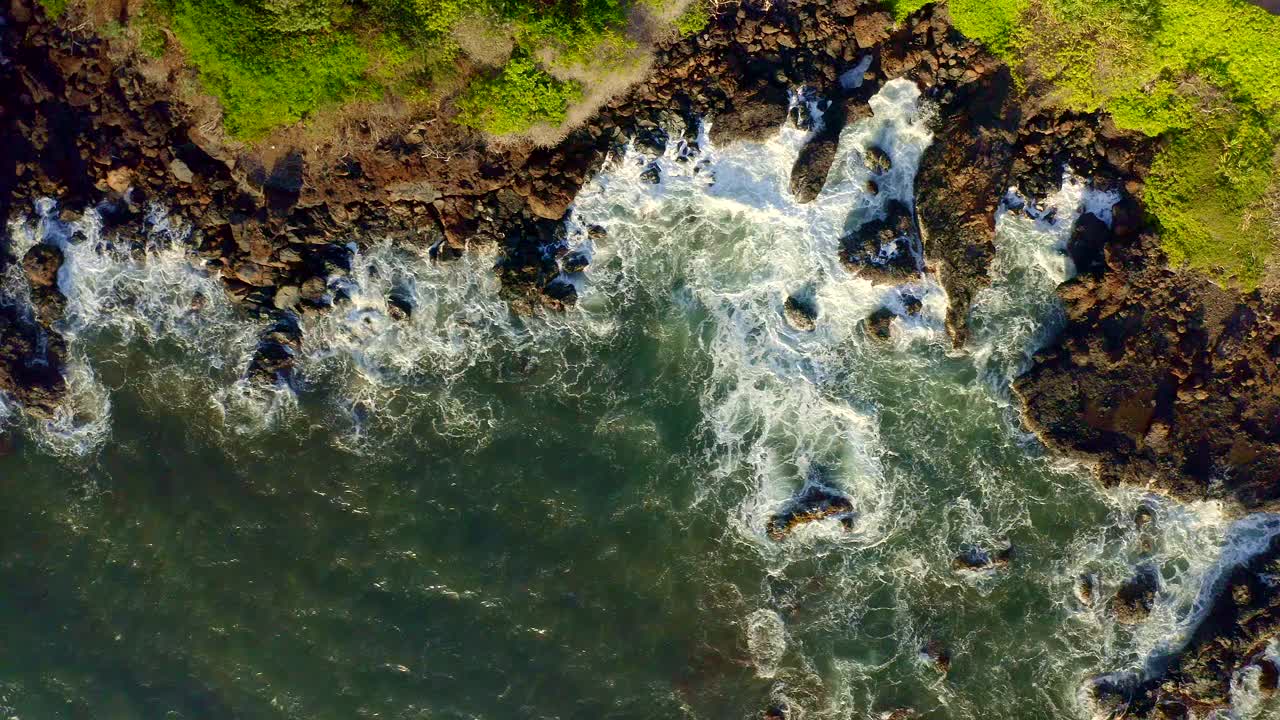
left=1, top=81, right=1277, bottom=720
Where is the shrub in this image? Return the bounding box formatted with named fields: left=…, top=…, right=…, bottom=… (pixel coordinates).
left=455, top=54, right=582, bottom=135
left=674, top=0, right=711, bottom=36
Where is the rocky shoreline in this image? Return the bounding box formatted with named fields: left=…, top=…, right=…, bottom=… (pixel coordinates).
left=3, top=0, right=1280, bottom=717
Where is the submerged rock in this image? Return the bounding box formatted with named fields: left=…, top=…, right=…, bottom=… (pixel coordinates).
left=1075, top=573, right=1098, bottom=606
left=839, top=200, right=922, bottom=285
left=766, top=481, right=855, bottom=541
left=783, top=294, right=818, bottom=332
left=920, top=639, right=951, bottom=673
left=1110, top=564, right=1160, bottom=624
left=952, top=543, right=1013, bottom=572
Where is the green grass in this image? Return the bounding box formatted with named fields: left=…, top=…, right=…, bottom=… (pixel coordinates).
left=161, top=0, right=372, bottom=139
left=1144, top=112, right=1277, bottom=285
left=121, top=0, right=667, bottom=138
left=674, top=0, right=711, bottom=36
left=888, top=0, right=1280, bottom=287
left=36, top=0, right=68, bottom=18
left=455, top=53, right=582, bottom=135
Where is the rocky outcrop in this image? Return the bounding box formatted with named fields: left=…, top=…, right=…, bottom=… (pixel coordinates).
left=839, top=200, right=923, bottom=285
left=0, top=303, right=66, bottom=419
left=766, top=481, right=855, bottom=540
left=913, top=63, right=1020, bottom=347
left=783, top=293, right=818, bottom=332
left=1091, top=532, right=1280, bottom=718
left=1015, top=221, right=1280, bottom=510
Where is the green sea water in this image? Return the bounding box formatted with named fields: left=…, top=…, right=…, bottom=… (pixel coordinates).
left=1, top=81, right=1275, bottom=720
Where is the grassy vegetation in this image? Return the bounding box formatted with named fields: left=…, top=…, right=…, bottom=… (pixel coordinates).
left=888, top=0, right=1280, bottom=288
left=455, top=53, right=582, bottom=135
left=36, top=0, right=69, bottom=18
left=60, top=0, right=696, bottom=140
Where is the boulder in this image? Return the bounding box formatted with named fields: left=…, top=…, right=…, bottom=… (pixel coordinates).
left=863, top=307, right=895, bottom=340
left=840, top=200, right=922, bottom=284
left=790, top=132, right=840, bottom=203
left=247, top=316, right=303, bottom=386
left=22, top=243, right=62, bottom=288
left=561, top=250, right=589, bottom=274
left=387, top=290, right=413, bottom=321
left=766, top=480, right=854, bottom=540
left=710, top=80, right=790, bottom=146
left=952, top=543, right=1013, bottom=572
left=1110, top=564, right=1160, bottom=624
left=783, top=294, right=818, bottom=332
left=864, top=145, right=893, bottom=174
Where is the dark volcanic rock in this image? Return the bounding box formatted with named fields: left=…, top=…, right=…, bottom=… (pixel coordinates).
left=863, top=145, right=893, bottom=174
left=22, top=243, right=62, bottom=289
left=1067, top=211, right=1110, bottom=276
left=952, top=543, right=1013, bottom=572
left=247, top=315, right=303, bottom=386
left=790, top=132, right=841, bottom=204
left=1111, top=564, right=1160, bottom=624
left=709, top=80, right=790, bottom=146
left=0, top=303, right=67, bottom=419
left=914, top=64, right=1021, bottom=347
left=783, top=293, right=818, bottom=332
left=22, top=243, right=67, bottom=325
left=766, top=480, right=854, bottom=541
left=863, top=307, right=895, bottom=341
left=1094, top=533, right=1280, bottom=717
left=1015, top=231, right=1280, bottom=509
left=840, top=200, right=922, bottom=284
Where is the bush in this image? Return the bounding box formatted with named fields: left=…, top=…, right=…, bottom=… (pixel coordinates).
left=674, top=0, right=711, bottom=36
left=455, top=54, right=583, bottom=135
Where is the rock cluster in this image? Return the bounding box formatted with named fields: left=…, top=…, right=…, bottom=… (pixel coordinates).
left=1090, top=533, right=1280, bottom=718
left=1015, top=221, right=1280, bottom=510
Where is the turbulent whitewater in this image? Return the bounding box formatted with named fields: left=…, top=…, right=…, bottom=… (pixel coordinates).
left=0, top=81, right=1276, bottom=720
